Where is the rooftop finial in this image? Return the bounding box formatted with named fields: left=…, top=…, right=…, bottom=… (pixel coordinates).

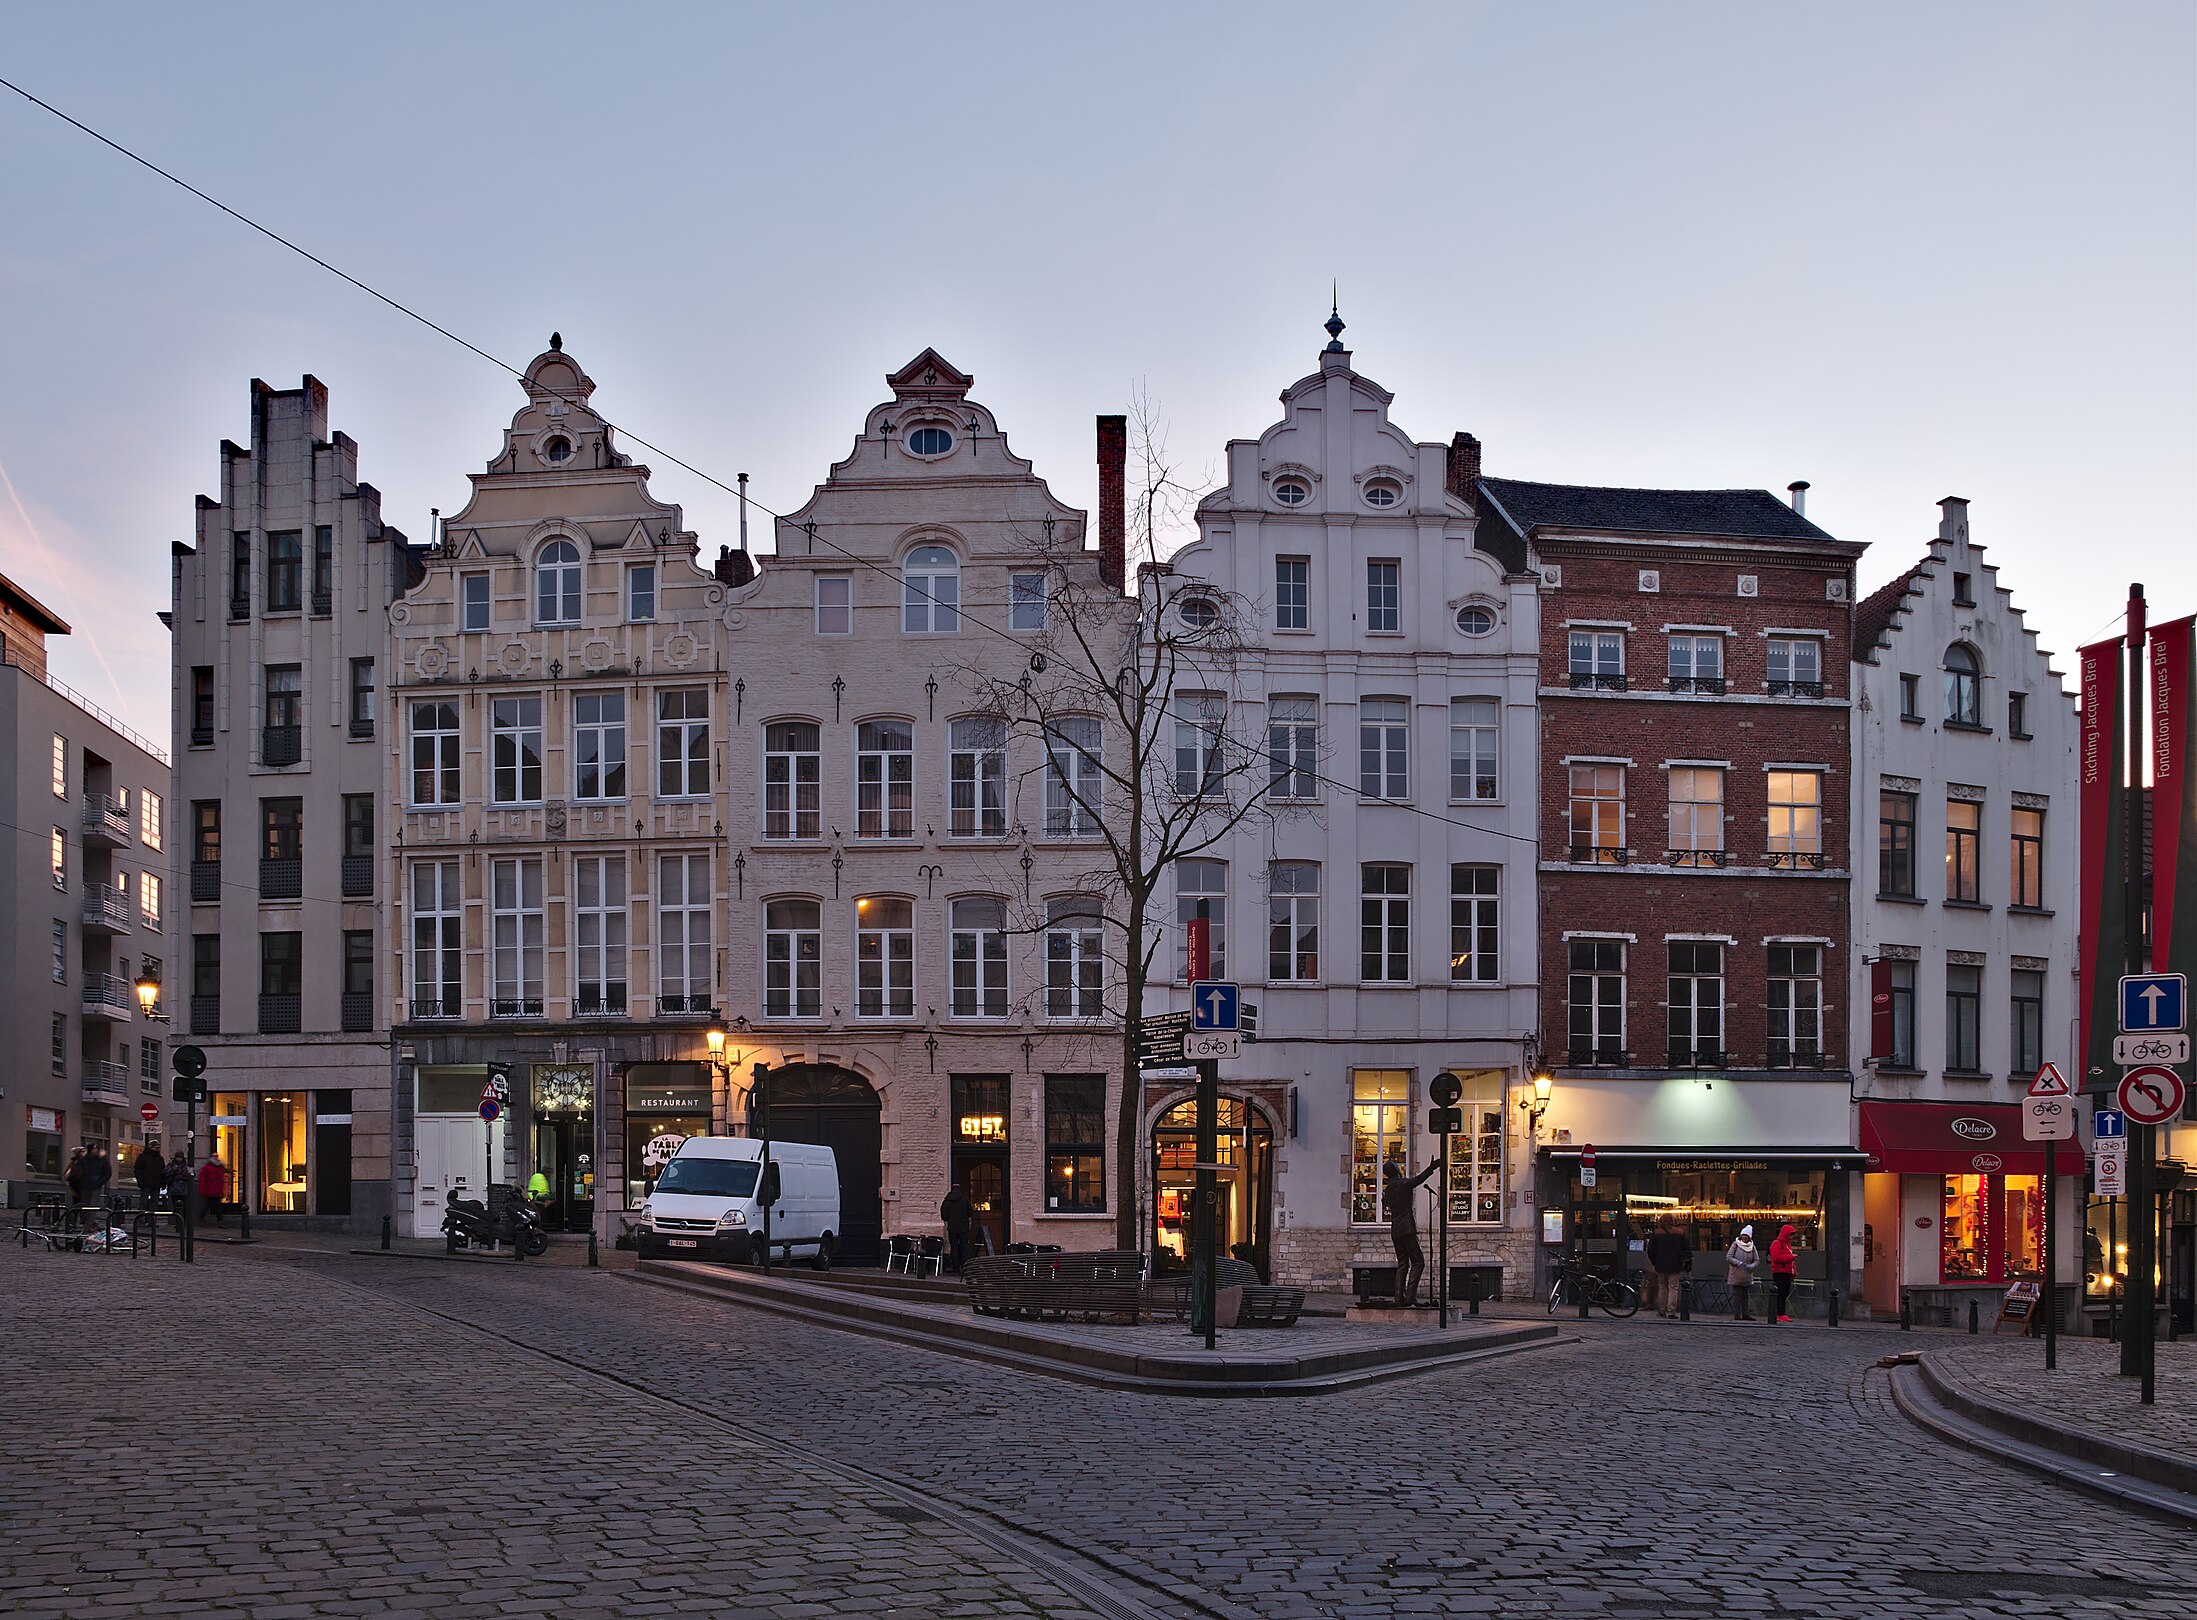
left=1324, top=288, right=1346, bottom=352
left=549, top=331, right=563, bottom=352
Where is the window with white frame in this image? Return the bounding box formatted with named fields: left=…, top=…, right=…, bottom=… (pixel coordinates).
left=855, top=897, right=914, bottom=1018
left=410, top=860, right=463, bottom=1017
left=1366, top=560, right=1400, bottom=632
left=1768, top=636, right=1822, bottom=695
left=763, top=720, right=822, bottom=839
left=948, top=716, right=1007, bottom=837
left=1266, top=696, right=1318, bottom=800
left=1275, top=557, right=1308, bottom=630
left=491, top=697, right=543, bottom=805
left=856, top=720, right=914, bottom=838
left=1567, top=939, right=1625, bottom=1063
left=141, top=871, right=162, bottom=931
left=410, top=702, right=461, bottom=806
left=1667, top=941, right=1724, bottom=1064
left=902, top=544, right=960, bottom=633
left=1350, top=1071, right=1408, bottom=1223
left=535, top=539, right=582, bottom=624
left=490, top=857, right=545, bottom=1016
left=2011, top=968, right=2045, bottom=1076
left=1044, top=715, right=1102, bottom=837
left=1449, top=697, right=1498, bottom=801
left=1361, top=864, right=1411, bottom=983
left=1010, top=572, right=1048, bottom=632
left=763, top=897, right=820, bottom=1019
left=815, top=575, right=853, bottom=635
left=573, top=693, right=626, bottom=800
left=1569, top=629, right=1624, bottom=680
left=1268, top=862, right=1319, bottom=981
left=1569, top=763, right=1625, bottom=854
left=1359, top=697, right=1408, bottom=799
left=574, top=854, right=627, bottom=1014
left=141, top=1038, right=160, bottom=1085
left=1170, top=692, right=1225, bottom=798
left=657, top=854, right=712, bottom=1013
left=1768, top=945, right=1823, bottom=1066
left=1174, top=859, right=1227, bottom=978
left=140, top=791, right=163, bottom=850
left=1767, top=770, right=1822, bottom=858
left=461, top=572, right=491, bottom=632
left=1449, top=865, right=1498, bottom=983
left=1444, top=1072, right=1506, bottom=1224
left=626, top=563, right=656, bottom=623
left=1667, top=767, right=1724, bottom=856
left=1667, top=633, right=1723, bottom=685
left=949, top=897, right=1008, bottom=1018
left=656, top=688, right=710, bottom=799
left=1045, top=896, right=1105, bottom=1018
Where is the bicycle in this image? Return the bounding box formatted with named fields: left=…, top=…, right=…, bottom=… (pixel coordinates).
left=1546, top=1256, right=1642, bottom=1317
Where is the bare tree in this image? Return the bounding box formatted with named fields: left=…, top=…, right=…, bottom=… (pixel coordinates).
left=944, top=398, right=1285, bottom=1251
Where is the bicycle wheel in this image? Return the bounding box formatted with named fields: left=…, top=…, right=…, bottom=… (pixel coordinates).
left=1547, top=1275, right=1569, bottom=1314
left=1597, top=1280, right=1642, bottom=1318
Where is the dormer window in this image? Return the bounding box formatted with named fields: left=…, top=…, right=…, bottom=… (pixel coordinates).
left=542, top=435, right=573, bottom=464
left=1178, top=595, right=1220, bottom=631
left=907, top=426, right=954, bottom=457
left=1363, top=478, right=1402, bottom=508
left=1273, top=478, right=1310, bottom=507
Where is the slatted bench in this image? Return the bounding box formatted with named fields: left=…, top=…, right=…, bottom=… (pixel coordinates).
left=963, top=1251, right=1147, bottom=1323
left=1147, top=1257, right=1308, bottom=1327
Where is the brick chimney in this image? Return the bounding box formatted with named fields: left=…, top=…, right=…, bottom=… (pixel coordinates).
left=1096, top=414, right=1127, bottom=591
left=1447, top=431, right=1482, bottom=504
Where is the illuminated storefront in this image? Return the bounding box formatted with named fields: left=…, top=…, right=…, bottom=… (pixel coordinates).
left=200, top=1087, right=351, bottom=1218
left=1152, top=1096, right=1273, bottom=1276
left=621, top=1065, right=711, bottom=1209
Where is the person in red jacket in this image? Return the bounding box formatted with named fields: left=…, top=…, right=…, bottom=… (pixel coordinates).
left=1769, top=1223, right=1799, bottom=1323
left=197, top=1155, right=230, bottom=1226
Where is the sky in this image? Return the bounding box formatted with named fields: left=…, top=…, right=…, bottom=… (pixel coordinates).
left=1, top=2, right=2191, bottom=745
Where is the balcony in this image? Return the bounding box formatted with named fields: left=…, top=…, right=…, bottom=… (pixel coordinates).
left=1567, top=672, right=1629, bottom=692
left=341, top=856, right=374, bottom=898
left=82, top=973, right=135, bottom=1021
left=1666, top=676, right=1727, bottom=695
left=410, top=996, right=461, bottom=1021
left=575, top=987, right=629, bottom=1019
left=1667, top=1046, right=1728, bottom=1071
left=81, top=794, right=132, bottom=847
left=257, top=994, right=302, bottom=1035
left=261, top=726, right=301, bottom=767
left=260, top=858, right=302, bottom=900
left=81, top=1061, right=131, bottom=1109
left=191, top=861, right=221, bottom=903
left=1764, top=850, right=1830, bottom=871
left=1767, top=679, right=1825, bottom=699
left=1566, top=1044, right=1629, bottom=1068
left=490, top=997, right=545, bottom=1019
left=1664, top=848, right=1732, bottom=869
left=189, top=995, right=220, bottom=1035
left=349, top=716, right=375, bottom=741
left=81, top=883, right=132, bottom=933
left=657, top=994, right=710, bottom=1017
left=340, top=991, right=375, bottom=1033
left=1567, top=843, right=1632, bottom=865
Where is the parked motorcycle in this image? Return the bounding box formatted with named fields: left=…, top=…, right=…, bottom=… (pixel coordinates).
left=442, top=1185, right=551, bottom=1258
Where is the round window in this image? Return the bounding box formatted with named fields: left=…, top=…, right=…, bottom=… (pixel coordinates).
left=1272, top=478, right=1310, bottom=507
left=1364, top=479, right=1402, bottom=507
left=907, top=426, right=954, bottom=457
left=542, top=436, right=573, bottom=464
left=1455, top=605, right=1496, bottom=636
left=1179, top=596, right=1220, bottom=629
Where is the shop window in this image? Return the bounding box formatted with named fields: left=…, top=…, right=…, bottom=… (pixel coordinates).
left=2010, top=807, right=2044, bottom=908
left=1942, top=1173, right=2042, bottom=1283
left=1045, top=1075, right=1105, bottom=1213
left=949, top=897, right=1007, bottom=1018
left=1269, top=862, right=1319, bottom=981
left=314, top=1090, right=352, bottom=1216
left=1946, top=799, right=1981, bottom=902
left=1443, top=1072, right=1505, bottom=1224
left=856, top=720, right=915, bottom=838
left=623, top=1068, right=711, bottom=1208
left=953, top=1074, right=1009, bottom=1148
left=948, top=716, right=1007, bottom=835
left=257, top=1092, right=309, bottom=1213
left=1667, top=942, right=1724, bottom=1066
left=1349, top=1071, right=1408, bottom=1224
left=26, top=1109, right=65, bottom=1177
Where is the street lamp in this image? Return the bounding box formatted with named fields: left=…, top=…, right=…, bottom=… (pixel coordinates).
left=705, top=1012, right=728, bottom=1058
left=1521, top=1072, right=1553, bottom=1127
left=133, top=969, right=165, bottom=1020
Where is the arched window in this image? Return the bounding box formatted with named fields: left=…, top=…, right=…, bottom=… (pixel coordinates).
left=903, top=545, right=960, bottom=633
left=1944, top=642, right=1981, bottom=726
left=535, top=539, right=582, bottom=624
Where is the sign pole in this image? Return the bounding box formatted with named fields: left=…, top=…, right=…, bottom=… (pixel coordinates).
left=1188, top=904, right=1215, bottom=1351
left=183, top=1088, right=197, bottom=1264
left=1437, top=1133, right=1450, bottom=1330
left=2045, top=1136, right=2057, bottom=1370
left=754, top=1062, right=773, bottom=1277
left=2122, top=584, right=2154, bottom=1394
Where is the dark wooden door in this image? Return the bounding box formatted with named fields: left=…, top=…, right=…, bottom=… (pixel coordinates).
left=958, top=1156, right=1007, bottom=1254
left=764, top=1065, right=883, bottom=1265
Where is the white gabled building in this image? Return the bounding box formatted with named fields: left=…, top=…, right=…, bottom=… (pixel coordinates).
left=1150, top=316, right=1542, bottom=1292
left=1848, top=497, right=2081, bottom=1324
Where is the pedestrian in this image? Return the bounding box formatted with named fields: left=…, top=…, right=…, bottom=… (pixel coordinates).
left=1644, top=1215, right=1690, bottom=1318
left=197, top=1154, right=229, bottom=1226
left=940, top=1184, right=973, bottom=1274
left=85, top=1145, right=113, bottom=1209
left=167, top=1155, right=194, bottom=1228
left=1726, top=1224, right=1760, bottom=1320
left=1382, top=1158, right=1440, bottom=1306
left=1769, top=1223, right=1800, bottom=1324
left=134, top=1142, right=167, bottom=1206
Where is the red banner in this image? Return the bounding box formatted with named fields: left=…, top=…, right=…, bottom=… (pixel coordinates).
left=2078, top=638, right=2126, bottom=1095
left=2152, top=617, right=2196, bottom=990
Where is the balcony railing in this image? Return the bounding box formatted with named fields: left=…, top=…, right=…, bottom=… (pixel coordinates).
left=81, top=884, right=132, bottom=932
left=1567, top=672, right=1629, bottom=692
left=410, top=996, right=461, bottom=1021
left=1764, top=850, right=1830, bottom=871
left=310, top=591, right=333, bottom=618
left=657, top=994, right=709, bottom=1017
left=190, top=724, right=214, bottom=749
left=82, top=973, right=135, bottom=1019
left=1667, top=1045, right=1728, bottom=1070
left=229, top=596, right=250, bottom=623
left=257, top=994, right=302, bottom=1035
left=1566, top=1043, right=1629, bottom=1068
left=1764, top=1046, right=1831, bottom=1071
left=260, top=858, right=302, bottom=900
left=1666, top=675, right=1727, bottom=695
left=1567, top=843, right=1632, bottom=865
left=191, top=861, right=221, bottom=903
left=81, top=795, right=132, bottom=845
left=340, top=991, right=374, bottom=1033
left=349, top=716, right=375, bottom=741
left=575, top=987, right=629, bottom=1018
left=189, top=994, right=220, bottom=1035
left=261, top=726, right=301, bottom=767
left=1767, top=679, right=1825, bottom=699
left=490, top=997, right=545, bottom=1019
left=1664, top=848, right=1732, bottom=868
left=341, top=856, right=374, bottom=898
left=82, top=1061, right=131, bottom=1109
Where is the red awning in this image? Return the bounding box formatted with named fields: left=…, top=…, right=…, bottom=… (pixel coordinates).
left=1857, top=1101, right=2080, bottom=1176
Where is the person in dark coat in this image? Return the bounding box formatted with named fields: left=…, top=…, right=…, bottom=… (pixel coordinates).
left=84, top=1146, right=113, bottom=1203
left=167, top=1156, right=195, bottom=1228
left=1643, top=1215, right=1691, bottom=1318
left=1383, top=1159, right=1440, bottom=1306
left=134, top=1144, right=167, bottom=1205
left=940, top=1185, right=973, bottom=1274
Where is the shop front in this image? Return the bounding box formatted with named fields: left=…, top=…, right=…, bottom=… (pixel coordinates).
left=617, top=1064, right=713, bottom=1212
left=203, top=1088, right=354, bottom=1221
left=1857, top=1100, right=2082, bottom=1324
left=1151, top=1094, right=1274, bottom=1278
left=528, top=1063, right=596, bottom=1232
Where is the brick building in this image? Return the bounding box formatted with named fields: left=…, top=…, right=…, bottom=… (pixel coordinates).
left=1476, top=478, right=1867, bottom=1306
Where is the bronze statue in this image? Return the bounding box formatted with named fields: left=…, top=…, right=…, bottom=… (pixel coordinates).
left=1383, top=1159, right=1440, bottom=1306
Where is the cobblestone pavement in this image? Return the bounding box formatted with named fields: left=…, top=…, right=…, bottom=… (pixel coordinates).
left=8, top=1240, right=2195, bottom=1618
left=1924, top=1335, right=2197, bottom=1461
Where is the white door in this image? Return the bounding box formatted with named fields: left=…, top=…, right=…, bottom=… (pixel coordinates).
left=414, top=1114, right=504, bottom=1230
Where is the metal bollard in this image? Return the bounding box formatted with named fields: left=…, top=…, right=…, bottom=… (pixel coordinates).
left=588, top=1226, right=599, bottom=1268
left=1968, top=1298, right=1980, bottom=1335
left=1678, top=1279, right=1691, bottom=1321
left=240, top=1200, right=251, bottom=1242
left=381, top=1215, right=392, bottom=1251
left=1579, top=1274, right=1590, bottom=1321
left=1900, top=1290, right=1912, bottom=1332
left=1827, top=1287, right=1840, bottom=1328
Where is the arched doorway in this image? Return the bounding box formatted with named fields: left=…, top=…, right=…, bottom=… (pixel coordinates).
left=1151, top=1096, right=1274, bottom=1280
left=759, top=1064, right=883, bottom=1266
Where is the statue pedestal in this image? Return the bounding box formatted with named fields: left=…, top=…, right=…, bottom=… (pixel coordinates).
left=1345, top=1303, right=1448, bottom=1325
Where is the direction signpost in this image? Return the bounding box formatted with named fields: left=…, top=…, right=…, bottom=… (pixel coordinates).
left=2116, top=970, right=2182, bottom=1404
left=170, top=1043, right=208, bottom=1264
left=2024, top=1064, right=2075, bottom=1368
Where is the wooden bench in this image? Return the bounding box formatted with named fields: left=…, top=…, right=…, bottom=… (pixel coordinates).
left=1148, top=1257, right=1308, bottom=1327
left=963, top=1251, right=1147, bottom=1323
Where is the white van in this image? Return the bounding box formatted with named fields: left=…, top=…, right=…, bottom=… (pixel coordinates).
left=636, top=1136, right=841, bottom=1267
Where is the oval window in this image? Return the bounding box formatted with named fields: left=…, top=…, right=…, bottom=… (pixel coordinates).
left=1364, top=479, right=1401, bottom=507
left=1273, top=478, right=1309, bottom=507
left=1455, top=606, right=1496, bottom=636
left=1179, top=596, right=1220, bottom=629
left=543, top=436, right=573, bottom=464
left=908, top=426, right=954, bottom=456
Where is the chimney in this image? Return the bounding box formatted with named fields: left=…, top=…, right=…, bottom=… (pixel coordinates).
left=1447, top=432, right=1482, bottom=503
left=1937, top=496, right=1969, bottom=544
left=1095, top=414, right=1127, bottom=591
left=1787, top=480, right=1810, bottom=516
left=714, top=544, right=755, bottom=587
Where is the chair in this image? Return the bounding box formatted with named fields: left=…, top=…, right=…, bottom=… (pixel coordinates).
left=883, top=1234, right=915, bottom=1274
left=914, top=1235, right=946, bottom=1278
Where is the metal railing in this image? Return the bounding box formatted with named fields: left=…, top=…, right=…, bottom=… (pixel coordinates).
left=348, top=717, right=375, bottom=740
left=189, top=994, right=220, bottom=1035
left=81, top=1061, right=131, bottom=1107
left=261, top=726, right=301, bottom=767
left=1764, top=1046, right=1832, bottom=1071
left=409, top=997, right=461, bottom=1020
left=1666, top=1046, right=1728, bottom=1070
left=0, top=648, right=169, bottom=765
left=1767, top=679, right=1825, bottom=699
left=191, top=861, right=221, bottom=902
left=258, top=994, right=302, bottom=1034
left=81, top=884, right=132, bottom=931
left=81, top=795, right=133, bottom=843
left=575, top=987, right=629, bottom=1017
left=1764, top=850, right=1830, bottom=870
left=1567, top=843, right=1632, bottom=865
left=340, top=991, right=374, bottom=1033
left=1566, top=1044, right=1629, bottom=1068
left=260, top=858, right=302, bottom=900
left=1664, top=848, right=1732, bottom=868
left=1567, top=671, right=1629, bottom=692
left=1666, top=675, right=1727, bottom=695
left=340, top=856, right=374, bottom=897
left=82, top=973, right=135, bottom=1017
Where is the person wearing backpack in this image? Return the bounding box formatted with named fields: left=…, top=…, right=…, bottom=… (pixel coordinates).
left=1726, top=1224, right=1761, bottom=1321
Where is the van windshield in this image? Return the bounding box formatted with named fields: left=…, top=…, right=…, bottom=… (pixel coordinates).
left=654, top=1158, right=761, bottom=1198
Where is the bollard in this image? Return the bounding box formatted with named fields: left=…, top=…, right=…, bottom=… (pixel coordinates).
left=1578, top=1272, right=1590, bottom=1321
left=1900, top=1290, right=1912, bottom=1332
left=1827, top=1287, right=1840, bottom=1329
left=1678, top=1279, right=1691, bottom=1322
left=588, top=1227, right=599, bottom=1268
left=1968, top=1298, right=1980, bottom=1335
left=240, top=1199, right=251, bottom=1242
left=381, top=1215, right=392, bottom=1251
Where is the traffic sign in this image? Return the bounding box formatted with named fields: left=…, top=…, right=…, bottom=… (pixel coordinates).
left=1182, top=1031, right=1240, bottom=1062
left=2022, top=1094, right=2076, bottom=1141
left=1428, top=1105, right=1464, bottom=1136
left=2093, top=1107, right=2128, bottom=1140
left=139, top=1102, right=160, bottom=1123
left=2117, top=1065, right=2186, bottom=1126
left=2118, top=973, right=2186, bottom=1033
left=1580, top=1142, right=1597, bottom=1190
left=172, top=1044, right=207, bottom=1079
left=2115, top=1032, right=2190, bottom=1065
left=479, top=1098, right=502, bottom=1123
left=2094, top=1140, right=2127, bottom=1197
left=1430, top=1072, right=1464, bottom=1107
left=1190, top=982, right=1240, bottom=1033
left=1134, top=1011, right=1192, bottom=1066
left=2026, top=1063, right=2072, bottom=1098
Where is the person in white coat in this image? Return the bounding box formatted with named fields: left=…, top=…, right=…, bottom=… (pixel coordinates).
left=1726, top=1224, right=1761, bottom=1321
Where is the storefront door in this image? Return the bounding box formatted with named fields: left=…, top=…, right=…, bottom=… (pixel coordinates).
left=1149, top=1097, right=1271, bottom=1276
left=957, top=1156, right=1007, bottom=1255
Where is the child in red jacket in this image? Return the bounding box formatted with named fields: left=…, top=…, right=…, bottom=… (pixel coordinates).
left=1769, top=1224, right=1799, bottom=1322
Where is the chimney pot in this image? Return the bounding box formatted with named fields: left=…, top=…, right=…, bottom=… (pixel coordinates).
left=1787, top=480, right=1810, bottom=516
left=1095, top=415, right=1127, bottom=592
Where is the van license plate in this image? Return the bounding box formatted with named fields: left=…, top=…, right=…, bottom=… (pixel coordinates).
left=668, top=1239, right=698, bottom=1249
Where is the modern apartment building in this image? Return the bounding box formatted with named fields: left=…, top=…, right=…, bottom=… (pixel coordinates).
left=1155, top=318, right=1543, bottom=1291
left=1848, top=498, right=2081, bottom=1323
left=170, top=378, right=410, bottom=1230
